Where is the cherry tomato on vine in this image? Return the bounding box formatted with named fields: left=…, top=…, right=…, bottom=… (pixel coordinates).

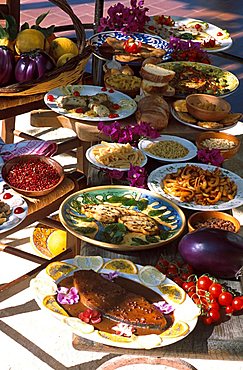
left=197, top=276, right=213, bottom=291
left=207, top=301, right=220, bottom=311
left=209, top=283, right=223, bottom=298
left=182, top=281, right=196, bottom=292
left=208, top=308, right=221, bottom=322
left=232, top=297, right=243, bottom=311
left=202, top=315, right=213, bottom=325
left=225, top=305, right=234, bottom=315
left=218, top=292, right=233, bottom=307
left=173, top=277, right=184, bottom=287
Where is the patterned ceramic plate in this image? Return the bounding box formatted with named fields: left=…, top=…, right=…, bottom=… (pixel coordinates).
left=157, top=61, right=239, bottom=98
left=147, top=163, right=243, bottom=211
left=59, top=186, right=185, bottom=251
left=30, top=256, right=199, bottom=350
left=89, top=31, right=172, bottom=63
left=145, top=15, right=232, bottom=53
left=44, top=85, right=137, bottom=122
left=0, top=182, right=28, bottom=233
left=138, top=135, right=197, bottom=162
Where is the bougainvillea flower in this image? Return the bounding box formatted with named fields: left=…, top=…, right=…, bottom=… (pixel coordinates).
left=57, top=287, right=79, bottom=305
left=153, top=301, right=174, bottom=314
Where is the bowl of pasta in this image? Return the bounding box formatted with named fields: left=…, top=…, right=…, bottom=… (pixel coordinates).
left=196, top=131, right=241, bottom=160
left=86, top=141, right=147, bottom=171
left=186, top=94, right=231, bottom=122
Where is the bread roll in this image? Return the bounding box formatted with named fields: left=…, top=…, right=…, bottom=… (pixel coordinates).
left=136, top=95, right=170, bottom=131
left=140, top=63, right=175, bottom=83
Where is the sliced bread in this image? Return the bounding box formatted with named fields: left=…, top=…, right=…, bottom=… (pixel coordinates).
left=140, top=63, right=175, bottom=83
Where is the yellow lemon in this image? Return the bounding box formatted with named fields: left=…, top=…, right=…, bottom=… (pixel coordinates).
left=47, top=230, right=67, bottom=257
left=43, top=295, right=69, bottom=316
left=138, top=265, right=166, bottom=287
left=46, top=261, right=77, bottom=280
left=98, top=331, right=136, bottom=343
left=73, top=255, right=103, bottom=272
left=56, top=52, right=76, bottom=67
left=49, top=37, right=79, bottom=61
left=158, top=284, right=186, bottom=304
left=15, top=29, right=45, bottom=54
left=160, top=321, right=189, bottom=338
left=103, top=258, right=137, bottom=274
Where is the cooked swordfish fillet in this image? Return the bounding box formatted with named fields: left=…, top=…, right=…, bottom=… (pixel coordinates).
left=56, top=96, right=88, bottom=110
left=118, top=215, right=159, bottom=235
left=74, top=270, right=167, bottom=330
left=80, top=204, right=122, bottom=223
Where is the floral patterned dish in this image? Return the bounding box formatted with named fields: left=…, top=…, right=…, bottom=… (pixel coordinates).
left=147, top=163, right=243, bottom=211
left=59, top=186, right=185, bottom=251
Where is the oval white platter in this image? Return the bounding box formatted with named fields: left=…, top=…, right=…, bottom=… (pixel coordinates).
left=86, top=143, right=147, bottom=171
left=30, top=257, right=199, bottom=350
left=138, top=135, right=197, bottom=162
left=44, top=85, right=137, bottom=122
left=147, top=162, right=243, bottom=211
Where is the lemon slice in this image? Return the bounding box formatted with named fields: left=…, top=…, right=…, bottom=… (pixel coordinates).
left=158, top=284, right=186, bottom=304
left=46, top=261, right=77, bottom=280
left=103, top=259, right=137, bottom=274
left=73, top=255, right=103, bottom=272
left=174, top=303, right=201, bottom=322
left=138, top=265, right=166, bottom=287
left=43, top=295, right=69, bottom=316
left=136, top=334, right=162, bottom=349
left=160, top=321, right=189, bottom=338
left=98, top=331, right=136, bottom=343
left=63, top=317, right=94, bottom=334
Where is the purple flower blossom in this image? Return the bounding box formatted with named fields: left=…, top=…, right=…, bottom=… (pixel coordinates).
left=106, top=169, right=125, bottom=180
left=100, top=271, right=119, bottom=281
left=98, top=0, right=149, bottom=33
left=197, top=148, right=224, bottom=167
left=169, top=36, right=211, bottom=64
left=127, top=164, right=148, bottom=188
left=57, top=286, right=79, bottom=305
left=153, top=301, right=174, bottom=314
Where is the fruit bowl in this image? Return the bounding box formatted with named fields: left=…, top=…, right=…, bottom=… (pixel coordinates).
left=1, top=155, right=64, bottom=197
left=186, top=94, right=231, bottom=121
left=188, top=211, right=240, bottom=233
left=195, top=131, right=241, bottom=160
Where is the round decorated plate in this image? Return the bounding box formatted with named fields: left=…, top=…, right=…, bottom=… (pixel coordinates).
left=89, top=31, right=172, bottom=63
left=138, top=135, right=197, bottom=162
left=44, top=85, right=137, bottom=122
left=145, top=15, right=232, bottom=53
left=59, top=186, right=185, bottom=251
left=171, top=106, right=239, bottom=132
left=0, top=182, right=28, bottom=233
left=147, top=163, right=243, bottom=211
left=86, top=143, right=147, bottom=171
left=30, top=256, right=199, bottom=350
left=157, top=61, right=239, bottom=98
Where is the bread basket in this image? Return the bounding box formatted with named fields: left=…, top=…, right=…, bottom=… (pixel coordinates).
left=0, top=0, right=93, bottom=97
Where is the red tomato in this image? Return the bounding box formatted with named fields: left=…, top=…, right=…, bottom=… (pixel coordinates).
left=225, top=305, right=234, bottom=315
left=202, top=315, right=213, bottom=325
left=173, top=277, right=183, bottom=287
left=101, top=87, right=107, bottom=91
left=182, top=281, right=196, bottom=292
left=218, top=292, right=233, bottom=307
left=47, top=94, right=55, bottom=102
left=108, top=89, right=114, bottom=93
left=232, top=297, right=243, bottom=311
left=14, top=207, right=24, bottom=214
left=75, top=108, right=84, bottom=113
left=108, top=113, right=119, bottom=118
left=73, top=91, right=80, bottom=97
left=3, top=192, right=13, bottom=199
left=112, top=104, right=121, bottom=110
left=209, top=308, right=221, bottom=322
left=208, top=283, right=223, bottom=298
left=197, top=276, right=213, bottom=291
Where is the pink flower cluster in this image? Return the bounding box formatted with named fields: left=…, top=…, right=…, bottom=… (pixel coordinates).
left=57, top=287, right=79, bottom=305
left=197, top=148, right=224, bottom=167
left=169, top=37, right=211, bottom=64
left=98, top=0, right=149, bottom=33
left=107, top=164, right=148, bottom=189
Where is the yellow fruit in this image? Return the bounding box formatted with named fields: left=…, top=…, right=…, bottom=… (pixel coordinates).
left=46, top=261, right=77, bottom=280
left=73, top=255, right=103, bottom=272
left=160, top=321, right=189, bottom=338
left=158, top=284, right=186, bottom=304
left=49, top=37, right=79, bottom=61
left=47, top=229, right=67, bottom=257
left=138, top=265, right=166, bottom=287
left=103, top=259, right=137, bottom=274
left=0, top=38, right=15, bottom=51
left=15, top=29, right=45, bottom=54
left=43, top=295, right=69, bottom=316
left=98, top=331, right=136, bottom=343
left=56, top=52, right=76, bottom=67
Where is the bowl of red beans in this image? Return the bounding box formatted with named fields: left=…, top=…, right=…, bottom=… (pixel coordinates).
left=188, top=211, right=240, bottom=233
left=2, top=155, right=64, bottom=197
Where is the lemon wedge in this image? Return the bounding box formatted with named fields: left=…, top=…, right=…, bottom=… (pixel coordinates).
left=46, top=261, right=77, bottom=280
left=47, top=230, right=67, bottom=257
left=98, top=331, right=136, bottom=343
left=43, top=295, right=69, bottom=316
left=138, top=265, right=166, bottom=287
left=158, top=284, right=186, bottom=304
left=73, top=255, right=103, bottom=272
left=160, top=321, right=189, bottom=338
left=103, top=259, right=137, bottom=274
left=136, top=334, right=162, bottom=349
left=63, top=317, right=94, bottom=334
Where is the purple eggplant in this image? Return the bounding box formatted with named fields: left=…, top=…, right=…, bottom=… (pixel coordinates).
left=15, top=49, right=55, bottom=83
left=178, top=228, right=243, bottom=278
left=0, top=46, right=15, bottom=86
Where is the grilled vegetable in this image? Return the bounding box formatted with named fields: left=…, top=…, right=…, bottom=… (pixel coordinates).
left=15, top=49, right=55, bottom=83
left=178, top=228, right=243, bottom=278
left=0, top=46, right=15, bottom=86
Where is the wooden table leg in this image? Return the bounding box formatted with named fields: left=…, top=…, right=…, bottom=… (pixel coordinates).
left=77, top=140, right=93, bottom=175
left=1, top=117, right=15, bottom=143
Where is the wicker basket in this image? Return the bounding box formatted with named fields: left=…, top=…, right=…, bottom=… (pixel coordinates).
left=0, top=0, right=93, bottom=96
